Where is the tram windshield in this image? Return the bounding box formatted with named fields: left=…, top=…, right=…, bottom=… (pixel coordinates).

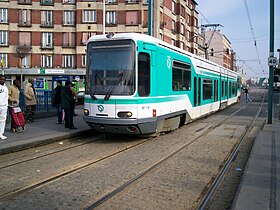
left=87, top=39, right=135, bottom=96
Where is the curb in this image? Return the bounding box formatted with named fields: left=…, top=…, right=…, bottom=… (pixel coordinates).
left=0, top=129, right=93, bottom=155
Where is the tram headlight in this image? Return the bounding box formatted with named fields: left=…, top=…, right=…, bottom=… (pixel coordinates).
left=117, top=111, right=133, bottom=118
left=84, top=109, right=89, bottom=116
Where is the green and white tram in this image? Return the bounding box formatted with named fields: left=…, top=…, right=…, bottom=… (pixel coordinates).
left=83, top=33, right=241, bottom=134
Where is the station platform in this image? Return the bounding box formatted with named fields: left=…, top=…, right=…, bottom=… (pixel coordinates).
left=232, top=117, right=280, bottom=209
left=0, top=106, right=92, bottom=155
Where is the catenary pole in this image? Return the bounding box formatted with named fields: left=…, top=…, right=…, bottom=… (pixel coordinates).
left=148, top=0, right=153, bottom=36
left=103, top=0, right=105, bottom=35
left=268, top=0, right=274, bottom=124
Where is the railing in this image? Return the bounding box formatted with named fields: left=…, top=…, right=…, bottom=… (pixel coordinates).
left=19, top=90, right=55, bottom=112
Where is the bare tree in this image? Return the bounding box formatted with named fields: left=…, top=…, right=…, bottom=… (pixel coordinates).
left=14, top=45, right=32, bottom=89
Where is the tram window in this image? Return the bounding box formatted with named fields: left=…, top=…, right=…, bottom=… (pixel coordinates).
left=172, top=61, right=191, bottom=91
left=203, top=79, right=212, bottom=100
left=222, top=81, right=225, bottom=97
left=232, top=82, right=236, bottom=96
left=194, top=77, right=197, bottom=106
left=214, top=80, right=218, bottom=102
left=138, top=53, right=150, bottom=97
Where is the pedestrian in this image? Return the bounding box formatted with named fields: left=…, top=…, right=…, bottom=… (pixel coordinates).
left=8, top=79, right=21, bottom=132
left=24, top=78, right=38, bottom=122
left=244, top=86, right=252, bottom=103
left=0, top=75, right=8, bottom=140
left=61, top=80, right=77, bottom=129
left=70, top=83, right=77, bottom=116
left=52, top=80, right=63, bottom=124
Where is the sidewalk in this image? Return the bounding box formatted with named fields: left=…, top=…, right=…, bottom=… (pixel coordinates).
left=232, top=118, right=280, bottom=209
left=0, top=107, right=92, bottom=155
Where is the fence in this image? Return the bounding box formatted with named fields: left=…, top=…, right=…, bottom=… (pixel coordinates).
left=19, top=90, right=55, bottom=112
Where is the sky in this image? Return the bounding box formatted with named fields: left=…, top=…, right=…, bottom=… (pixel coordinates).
left=196, top=0, right=280, bottom=79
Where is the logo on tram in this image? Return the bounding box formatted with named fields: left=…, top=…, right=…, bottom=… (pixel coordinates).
left=97, top=105, right=104, bottom=113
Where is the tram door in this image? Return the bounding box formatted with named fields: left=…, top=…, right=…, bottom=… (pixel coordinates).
left=194, top=77, right=201, bottom=106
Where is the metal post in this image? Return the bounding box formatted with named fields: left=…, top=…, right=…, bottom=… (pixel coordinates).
left=148, top=0, right=153, bottom=36
left=20, top=57, right=23, bottom=90
left=103, top=0, right=106, bottom=35
left=268, top=0, right=274, bottom=124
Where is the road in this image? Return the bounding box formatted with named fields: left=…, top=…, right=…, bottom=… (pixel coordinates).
left=0, top=87, right=277, bottom=210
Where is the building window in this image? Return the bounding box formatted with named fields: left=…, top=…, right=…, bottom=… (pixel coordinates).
left=22, top=55, right=30, bottom=68
left=40, top=0, right=54, bottom=5
left=82, top=54, right=86, bottom=67
left=41, top=55, right=53, bottom=68
left=64, top=11, right=75, bottom=25
left=83, top=10, right=96, bottom=23
left=18, top=0, right=32, bottom=4
left=106, top=11, right=116, bottom=24
left=41, top=11, right=53, bottom=27
left=0, top=54, right=8, bottom=68
left=143, top=0, right=148, bottom=4
left=171, top=20, right=175, bottom=34
left=172, top=61, right=191, bottom=91
left=187, top=14, right=190, bottom=25
left=42, top=32, right=53, bottom=48
left=63, top=32, right=75, bottom=47
left=172, top=1, right=175, bottom=14
left=171, top=39, right=175, bottom=46
left=203, top=79, right=212, bottom=100
left=107, top=0, right=117, bottom=3
left=19, top=32, right=31, bottom=47
left=126, top=0, right=138, bottom=3
left=0, top=31, right=8, bottom=45
left=0, top=9, right=8, bottom=23
left=63, top=55, right=75, bottom=68
left=126, top=11, right=139, bottom=25
left=82, top=32, right=96, bottom=45
left=180, top=5, right=185, bottom=16
left=180, top=41, right=184, bottom=49
left=63, top=0, right=75, bottom=3
left=181, top=23, right=184, bottom=35
left=19, top=9, right=31, bottom=26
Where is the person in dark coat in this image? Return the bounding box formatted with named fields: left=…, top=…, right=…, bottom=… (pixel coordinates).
left=53, top=80, right=63, bottom=124
left=61, top=80, right=77, bottom=129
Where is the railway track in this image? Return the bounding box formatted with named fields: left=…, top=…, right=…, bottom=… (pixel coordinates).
left=83, top=96, right=265, bottom=209
left=0, top=90, right=266, bottom=209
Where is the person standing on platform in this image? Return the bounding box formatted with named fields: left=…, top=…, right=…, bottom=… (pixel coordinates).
left=0, top=75, right=8, bottom=140
left=52, top=80, right=63, bottom=124
left=8, top=79, right=20, bottom=132
left=24, top=78, right=38, bottom=122
left=61, top=80, right=77, bottom=129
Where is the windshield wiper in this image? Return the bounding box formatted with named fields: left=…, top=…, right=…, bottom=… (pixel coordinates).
left=84, top=81, right=97, bottom=100
left=104, top=73, right=124, bottom=100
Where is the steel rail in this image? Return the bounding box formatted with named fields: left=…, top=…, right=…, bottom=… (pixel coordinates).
left=84, top=102, right=251, bottom=210
left=0, top=136, right=153, bottom=203
left=0, top=135, right=104, bottom=170
left=198, top=92, right=266, bottom=210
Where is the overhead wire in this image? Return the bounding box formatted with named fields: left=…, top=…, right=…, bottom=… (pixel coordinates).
left=243, top=0, right=265, bottom=73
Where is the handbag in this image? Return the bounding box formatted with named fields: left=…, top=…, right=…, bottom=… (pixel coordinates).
left=13, top=107, right=22, bottom=113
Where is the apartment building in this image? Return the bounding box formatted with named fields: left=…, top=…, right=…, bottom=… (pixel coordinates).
left=204, top=29, right=236, bottom=71
left=0, top=0, right=198, bottom=87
